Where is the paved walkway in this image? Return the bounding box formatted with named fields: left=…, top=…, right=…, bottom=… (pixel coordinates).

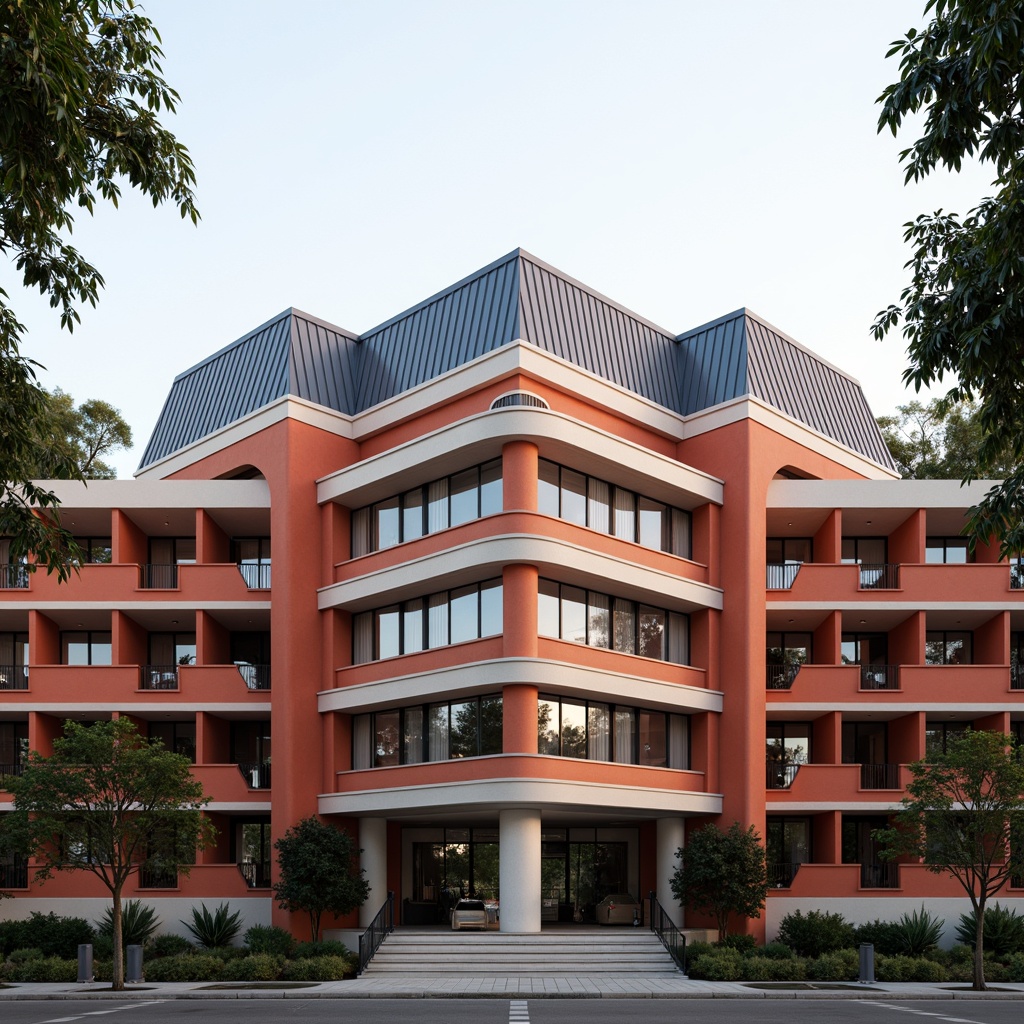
left=1, top=978, right=1024, bottom=1000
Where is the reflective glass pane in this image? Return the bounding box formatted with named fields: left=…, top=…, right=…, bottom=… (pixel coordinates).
left=538, top=580, right=559, bottom=638
left=561, top=586, right=587, bottom=643
left=613, top=598, right=635, bottom=654
left=561, top=470, right=586, bottom=526
left=538, top=460, right=560, bottom=517
left=479, top=581, right=503, bottom=637
left=450, top=468, right=478, bottom=527
left=587, top=478, right=610, bottom=533
left=374, top=710, right=401, bottom=767
left=538, top=698, right=559, bottom=755
left=403, top=599, right=424, bottom=654
left=404, top=705, right=425, bottom=764
left=376, top=497, right=400, bottom=550
left=402, top=489, right=424, bottom=542
left=377, top=606, right=400, bottom=659
left=449, top=701, right=477, bottom=757
left=450, top=585, right=478, bottom=644
left=613, top=487, right=635, bottom=541
left=638, top=606, right=665, bottom=660
left=560, top=700, right=587, bottom=758
left=587, top=592, right=610, bottom=649
left=639, top=711, right=667, bottom=767
left=479, top=696, right=502, bottom=755
left=638, top=497, right=665, bottom=550
left=479, top=460, right=503, bottom=517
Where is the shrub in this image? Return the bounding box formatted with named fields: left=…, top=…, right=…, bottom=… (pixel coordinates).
left=221, top=953, right=285, bottom=981
left=146, top=933, right=194, bottom=959
left=9, top=956, right=78, bottom=983
left=244, top=924, right=295, bottom=958
left=743, top=955, right=807, bottom=981
left=144, top=953, right=225, bottom=982
left=293, top=939, right=352, bottom=960
left=758, top=941, right=796, bottom=960
left=777, top=910, right=855, bottom=958
left=807, top=948, right=859, bottom=981
left=96, top=900, right=160, bottom=947
left=181, top=903, right=243, bottom=949
left=718, top=932, right=757, bottom=953
left=892, top=905, right=943, bottom=956
left=686, top=949, right=744, bottom=981
left=1004, top=952, right=1024, bottom=983
left=280, top=954, right=352, bottom=981
left=853, top=918, right=903, bottom=955
left=0, top=912, right=95, bottom=959
left=681, top=939, right=714, bottom=965
left=955, top=903, right=1024, bottom=959
left=7, top=947, right=44, bottom=964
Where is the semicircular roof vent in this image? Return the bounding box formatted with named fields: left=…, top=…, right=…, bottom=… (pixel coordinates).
left=490, top=391, right=549, bottom=411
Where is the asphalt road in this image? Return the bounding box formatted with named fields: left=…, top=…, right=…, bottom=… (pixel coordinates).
left=2, top=1000, right=1024, bottom=1024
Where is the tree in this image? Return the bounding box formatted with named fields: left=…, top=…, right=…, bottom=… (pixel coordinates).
left=872, top=0, right=1024, bottom=556
left=0, top=718, right=215, bottom=990
left=0, top=0, right=197, bottom=573
left=873, top=730, right=1024, bottom=990
left=670, top=821, right=769, bottom=938
left=273, top=817, right=370, bottom=942
left=877, top=398, right=1015, bottom=480
left=32, top=389, right=133, bottom=479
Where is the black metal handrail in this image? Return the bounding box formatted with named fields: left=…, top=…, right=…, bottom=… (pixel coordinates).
left=237, top=563, right=272, bottom=589
left=358, top=890, right=395, bottom=974
left=859, top=762, right=900, bottom=790
left=141, top=563, right=179, bottom=589
left=858, top=563, right=900, bottom=590
left=235, top=663, right=271, bottom=690
left=238, top=860, right=272, bottom=888
left=0, top=860, right=28, bottom=888
left=766, top=759, right=801, bottom=789
left=1012, top=664, right=1024, bottom=690
left=768, top=862, right=801, bottom=888
left=859, top=664, right=899, bottom=690
left=0, top=664, right=28, bottom=690
left=0, top=564, right=29, bottom=589
left=860, top=862, right=899, bottom=889
left=648, top=891, right=686, bottom=973
left=1011, top=565, right=1024, bottom=590
left=766, top=662, right=802, bottom=690
left=237, top=761, right=272, bottom=789
left=766, top=563, right=802, bottom=589
left=140, top=664, right=180, bottom=690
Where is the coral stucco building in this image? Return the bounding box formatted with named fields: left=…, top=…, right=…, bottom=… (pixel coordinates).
left=2, top=250, right=1022, bottom=940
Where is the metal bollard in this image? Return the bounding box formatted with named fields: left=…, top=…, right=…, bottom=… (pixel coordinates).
left=859, top=942, right=875, bottom=984
left=126, top=944, right=143, bottom=984
left=77, top=943, right=94, bottom=983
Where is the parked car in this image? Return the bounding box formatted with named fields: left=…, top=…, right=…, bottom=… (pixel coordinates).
left=595, top=893, right=641, bottom=925
left=451, top=898, right=488, bottom=930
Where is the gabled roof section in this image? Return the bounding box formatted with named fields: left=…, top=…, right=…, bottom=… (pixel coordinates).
left=138, top=310, right=359, bottom=469
left=677, top=310, right=897, bottom=471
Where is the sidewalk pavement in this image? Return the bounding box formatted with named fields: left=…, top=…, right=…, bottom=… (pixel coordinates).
left=2, top=977, right=1024, bottom=1000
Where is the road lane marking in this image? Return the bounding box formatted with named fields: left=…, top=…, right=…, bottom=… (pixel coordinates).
left=36, top=1001, right=166, bottom=1024
left=864, top=1005, right=987, bottom=1024
left=509, top=998, right=530, bottom=1023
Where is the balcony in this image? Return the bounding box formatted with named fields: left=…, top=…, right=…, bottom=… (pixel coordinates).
left=237, top=563, right=271, bottom=590
left=0, top=859, right=28, bottom=888
left=766, top=563, right=801, bottom=590
left=766, top=759, right=801, bottom=790
left=0, top=762, right=25, bottom=784
left=0, top=664, right=28, bottom=690
left=141, top=563, right=180, bottom=589
left=857, top=762, right=901, bottom=790
left=859, top=862, right=899, bottom=889
left=237, top=761, right=271, bottom=789
left=235, top=663, right=270, bottom=690
left=857, top=563, right=900, bottom=590
left=139, top=863, right=178, bottom=889
left=238, top=861, right=271, bottom=888
left=858, top=664, right=899, bottom=690
left=766, top=663, right=803, bottom=690
left=0, top=564, right=28, bottom=589
left=140, top=664, right=182, bottom=690
left=769, top=862, right=802, bottom=888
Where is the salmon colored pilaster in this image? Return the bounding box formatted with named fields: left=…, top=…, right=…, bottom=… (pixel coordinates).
left=890, top=508, right=926, bottom=565
left=690, top=711, right=719, bottom=794
left=195, top=710, right=213, bottom=765
left=502, top=684, right=539, bottom=754
left=813, top=509, right=841, bottom=564
left=502, top=440, right=539, bottom=511
left=813, top=810, right=841, bottom=865
left=891, top=611, right=924, bottom=666
left=29, top=711, right=61, bottom=757
left=638, top=820, right=657, bottom=905
left=112, top=508, right=147, bottom=566
left=114, top=609, right=146, bottom=667
left=690, top=609, right=710, bottom=675
left=196, top=509, right=229, bottom=564
left=323, top=710, right=351, bottom=789
left=813, top=611, right=841, bottom=666
left=974, top=535, right=1002, bottom=563
left=813, top=711, right=842, bottom=766
left=322, top=501, right=349, bottom=587
left=890, top=712, right=924, bottom=765
left=975, top=711, right=1010, bottom=733
left=30, top=610, right=58, bottom=664
left=502, top=563, right=539, bottom=657
left=976, top=611, right=1009, bottom=665
left=692, top=503, right=719, bottom=589
left=198, top=610, right=229, bottom=665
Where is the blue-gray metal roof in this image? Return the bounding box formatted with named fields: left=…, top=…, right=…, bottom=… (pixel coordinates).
left=138, top=250, right=896, bottom=473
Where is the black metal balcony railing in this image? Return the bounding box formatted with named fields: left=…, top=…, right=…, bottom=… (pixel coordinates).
left=859, top=762, right=901, bottom=790
left=859, top=664, right=899, bottom=690
left=0, top=664, right=29, bottom=690
left=235, top=663, right=271, bottom=690
left=140, top=665, right=180, bottom=690
left=0, top=564, right=29, bottom=589
left=768, top=862, right=801, bottom=888
left=238, top=761, right=271, bottom=789
left=1012, top=565, right=1024, bottom=590
left=1013, top=665, right=1024, bottom=690
left=0, top=762, right=25, bottom=781
left=237, top=563, right=271, bottom=589
left=766, top=662, right=803, bottom=690
left=858, top=563, right=900, bottom=590
left=766, top=759, right=801, bottom=789
left=141, top=563, right=179, bottom=589
left=0, top=860, right=28, bottom=888
left=766, top=563, right=801, bottom=589
left=860, top=862, right=899, bottom=889
left=238, top=861, right=272, bottom=888
left=139, top=863, right=178, bottom=888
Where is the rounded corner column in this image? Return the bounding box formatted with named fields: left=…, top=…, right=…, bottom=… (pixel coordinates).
left=499, top=807, right=541, bottom=932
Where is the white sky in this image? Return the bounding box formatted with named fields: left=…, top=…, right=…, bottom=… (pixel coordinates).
left=5, top=0, right=997, bottom=478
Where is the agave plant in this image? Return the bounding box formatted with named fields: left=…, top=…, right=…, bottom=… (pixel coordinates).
left=181, top=902, right=243, bottom=949
left=97, top=900, right=160, bottom=947
left=894, top=905, right=943, bottom=956
left=955, top=903, right=1024, bottom=959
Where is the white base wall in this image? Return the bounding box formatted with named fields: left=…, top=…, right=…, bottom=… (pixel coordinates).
left=767, top=896, right=1024, bottom=950
left=0, top=898, right=272, bottom=943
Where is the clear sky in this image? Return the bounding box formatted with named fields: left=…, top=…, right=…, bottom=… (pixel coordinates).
left=5, top=0, right=996, bottom=478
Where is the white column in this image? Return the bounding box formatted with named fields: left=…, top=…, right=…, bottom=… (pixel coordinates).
left=359, top=817, right=388, bottom=928
left=499, top=807, right=541, bottom=932
left=656, top=817, right=685, bottom=923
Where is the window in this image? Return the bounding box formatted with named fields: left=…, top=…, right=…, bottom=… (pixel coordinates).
left=71, top=537, right=112, bottom=565
left=926, top=537, right=971, bottom=564
left=149, top=721, right=196, bottom=762
left=0, top=632, right=28, bottom=690
left=766, top=817, right=811, bottom=887
left=0, top=721, right=28, bottom=776
left=766, top=538, right=812, bottom=588
left=537, top=460, right=691, bottom=557
left=233, top=818, right=271, bottom=888
left=841, top=632, right=894, bottom=688
left=766, top=632, right=812, bottom=688
left=351, top=460, right=503, bottom=556
left=230, top=721, right=271, bottom=766
left=925, top=721, right=968, bottom=758
left=60, top=631, right=112, bottom=666
left=925, top=631, right=973, bottom=665
left=766, top=722, right=811, bottom=787
left=842, top=537, right=887, bottom=564
left=352, top=695, right=502, bottom=768
left=352, top=580, right=502, bottom=663
left=538, top=695, right=688, bottom=768
left=538, top=580, right=688, bottom=664
left=232, top=537, right=271, bottom=588
left=145, top=537, right=196, bottom=589
left=842, top=816, right=897, bottom=887
left=842, top=721, right=887, bottom=764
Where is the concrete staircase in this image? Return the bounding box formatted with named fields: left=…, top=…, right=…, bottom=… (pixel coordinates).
left=362, top=929, right=681, bottom=978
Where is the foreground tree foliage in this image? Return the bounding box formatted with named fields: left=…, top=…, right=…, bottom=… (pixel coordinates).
left=0, top=0, right=197, bottom=575
left=670, top=821, right=769, bottom=938
left=872, top=0, right=1024, bottom=555
left=273, top=817, right=370, bottom=942
left=873, top=730, right=1024, bottom=990
left=32, top=388, right=133, bottom=479
left=0, top=719, right=215, bottom=989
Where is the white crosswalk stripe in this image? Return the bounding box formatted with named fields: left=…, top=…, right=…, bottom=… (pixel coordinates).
left=509, top=998, right=530, bottom=1023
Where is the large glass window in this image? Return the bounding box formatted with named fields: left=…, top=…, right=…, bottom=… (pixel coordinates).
left=60, top=631, right=112, bottom=666
left=0, top=721, right=28, bottom=775
left=766, top=817, right=811, bottom=887
left=352, top=459, right=503, bottom=556
left=926, top=537, right=971, bottom=564
left=538, top=460, right=691, bottom=557
left=353, top=695, right=502, bottom=768
left=925, top=721, right=968, bottom=758
left=232, top=537, right=271, bottom=588
left=538, top=580, right=688, bottom=665
left=538, top=695, right=688, bottom=768
left=71, top=537, right=112, bottom=565
left=149, top=721, right=196, bottom=762
left=0, top=632, right=28, bottom=690
left=766, top=538, right=812, bottom=588
left=352, top=580, right=502, bottom=663
left=766, top=721, right=811, bottom=788
left=925, top=630, right=973, bottom=665
left=766, top=632, right=812, bottom=688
